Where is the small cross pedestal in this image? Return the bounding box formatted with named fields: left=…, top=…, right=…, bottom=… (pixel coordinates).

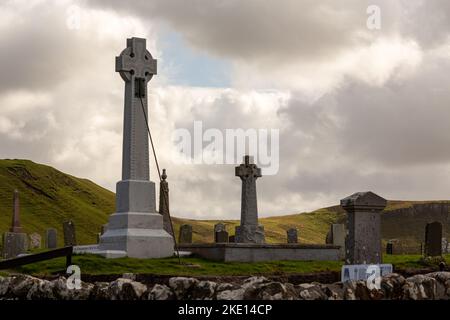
left=235, top=155, right=265, bottom=244
left=99, top=37, right=174, bottom=259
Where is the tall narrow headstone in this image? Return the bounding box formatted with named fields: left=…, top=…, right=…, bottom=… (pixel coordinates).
left=99, top=37, right=174, bottom=258
left=63, top=220, right=77, bottom=246
left=235, top=155, right=265, bottom=244
left=341, top=191, right=386, bottom=264
left=10, top=189, right=23, bottom=233
left=179, top=224, right=193, bottom=244
left=286, top=228, right=298, bottom=243
left=329, top=224, right=346, bottom=259
left=46, top=228, right=57, bottom=249
left=424, top=221, right=442, bottom=257
left=159, top=169, right=173, bottom=236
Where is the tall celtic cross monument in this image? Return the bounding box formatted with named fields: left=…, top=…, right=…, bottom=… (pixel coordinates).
left=98, top=37, right=174, bottom=258
left=235, top=155, right=265, bottom=243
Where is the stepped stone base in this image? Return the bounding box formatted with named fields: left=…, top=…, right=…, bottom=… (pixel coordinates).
left=98, top=211, right=174, bottom=259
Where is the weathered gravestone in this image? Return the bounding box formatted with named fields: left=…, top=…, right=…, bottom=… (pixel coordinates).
left=214, top=223, right=228, bottom=243
left=229, top=235, right=236, bottom=243
left=235, top=155, right=265, bottom=244
left=63, top=220, right=77, bottom=246
left=341, top=191, right=386, bottom=264
left=159, top=169, right=173, bottom=236
left=424, top=221, right=442, bottom=257
left=215, top=231, right=229, bottom=243
left=179, top=224, right=193, bottom=244
left=10, top=189, right=23, bottom=233
left=98, top=37, right=174, bottom=258
left=46, top=228, right=57, bottom=249
left=327, top=224, right=346, bottom=259
left=2, top=232, right=28, bottom=259
left=286, top=228, right=298, bottom=243
left=29, top=232, right=42, bottom=249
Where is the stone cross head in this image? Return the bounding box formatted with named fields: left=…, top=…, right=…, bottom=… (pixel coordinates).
left=235, top=155, right=262, bottom=179
left=116, top=37, right=157, bottom=83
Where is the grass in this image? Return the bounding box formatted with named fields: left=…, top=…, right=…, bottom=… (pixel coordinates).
left=6, top=254, right=450, bottom=277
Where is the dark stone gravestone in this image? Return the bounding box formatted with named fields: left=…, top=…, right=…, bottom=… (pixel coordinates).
left=63, top=220, right=77, bottom=246
left=2, top=232, right=28, bottom=259
left=46, top=228, right=57, bottom=249
left=425, top=221, right=442, bottom=257
left=386, top=242, right=393, bottom=255
left=179, top=224, right=193, bottom=244
left=215, top=231, right=229, bottom=243
left=286, top=228, right=298, bottom=243
left=229, top=235, right=235, bottom=243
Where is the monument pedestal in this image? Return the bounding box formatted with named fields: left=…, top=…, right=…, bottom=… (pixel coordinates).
left=235, top=225, right=265, bottom=244
left=98, top=179, right=174, bottom=259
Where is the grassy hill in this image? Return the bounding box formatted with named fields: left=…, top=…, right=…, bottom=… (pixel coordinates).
left=0, top=159, right=448, bottom=248
left=0, top=159, right=114, bottom=246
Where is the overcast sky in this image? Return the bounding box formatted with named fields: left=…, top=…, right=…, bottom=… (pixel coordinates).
left=1, top=0, right=450, bottom=219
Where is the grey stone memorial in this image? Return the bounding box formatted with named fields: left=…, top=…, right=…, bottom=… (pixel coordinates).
left=2, top=232, right=28, bottom=259
left=287, top=228, right=298, bottom=243
left=214, top=223, right=228, bottom=243
left=424, top=221, right=442, bottom=257
left=46, top=228, right=57, bottom=249
left=179, top=224, right=193, bottom=244
left=159, top=169, right=173, bottom=236
left=29, top=232, right=42, bottom=249
left=327, top=224, right=346, bottom=259
left=341, top=191, right=386, bottom=264
left=63, top=220, right=77, bottom=246
left=10, top=189, right=23, bottom=233
left=98, top=37, right=174, bottom=258
left=215, top=231, right=229, bottom=243
left=235, top=155, right=265, bottom=244
left=2, top=190, right=28, bottom=258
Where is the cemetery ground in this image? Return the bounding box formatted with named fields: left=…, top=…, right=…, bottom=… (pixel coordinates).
left=1, top=253, right=449, bottom=278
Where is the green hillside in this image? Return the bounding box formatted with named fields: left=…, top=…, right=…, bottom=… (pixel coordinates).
left=0, top=159, right=114, bottom=247
left=0, top=159, right=448, bottom=249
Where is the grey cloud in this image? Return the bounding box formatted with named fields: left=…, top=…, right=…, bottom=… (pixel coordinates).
left=88, top=0, right=450, bottom=67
